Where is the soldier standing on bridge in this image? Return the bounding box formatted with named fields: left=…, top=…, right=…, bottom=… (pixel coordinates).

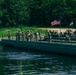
left=7, top=30, right=11, bottom=40
left=38, top=31, right=42, bottom=41
left=74, top=30, right=76, bottom=40
left=15, top=30, right=21, bottom=41
left=29, top=31, right=33, bottom=41
left=25, top=31, right=29, bottom=41
left=47, top=30, right=52, bottom=43
left=17, top=30, right=21, bottom=41
left=21, top=31, right=25, bottom=41
left=34, top=31, right=39, bottom=41
left=65, top=32, right=70, bottom=41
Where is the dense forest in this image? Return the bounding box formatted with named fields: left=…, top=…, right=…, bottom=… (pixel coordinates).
left=0, top=0, right=76, bottom=27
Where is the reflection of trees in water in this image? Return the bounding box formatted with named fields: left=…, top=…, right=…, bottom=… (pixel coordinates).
left=18, top=60, right=23, bottom=75
left=1, top=47, right=76, bottom=74
left=16, top=56, right=76, bottom=74
left=22, top=58, right=76, bottom=74
left=2, top=59, right=76, bottom=74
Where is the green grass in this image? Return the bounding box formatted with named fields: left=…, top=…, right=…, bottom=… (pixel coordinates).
left=0, top=26, right=46, bottom=37
left=0, top=26, right=75, bottom=38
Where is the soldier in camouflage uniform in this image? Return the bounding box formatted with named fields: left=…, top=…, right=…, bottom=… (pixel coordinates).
left=34, top=31, right=39, bottom=41
left=47, top=30, right=52, bottom=43
left=21, top=31, right=25, bottom=41
left=15, top=30, right=21, bottom=41
left=7, top=30, right=11, bottom=40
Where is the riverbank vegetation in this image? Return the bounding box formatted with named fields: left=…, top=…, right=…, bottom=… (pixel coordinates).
left=0, top=0, right=76, bottom=28
left=0, top=26, right=75, bottom=38
left=0, top=26, right=46, bottom=37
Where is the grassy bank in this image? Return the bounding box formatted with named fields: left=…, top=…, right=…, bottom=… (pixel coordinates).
left=0, top=26, right=46, bottom=37
left=0, top=26, right=76, bottom=38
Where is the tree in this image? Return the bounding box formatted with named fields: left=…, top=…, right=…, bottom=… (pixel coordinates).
left=0, top=0, right=76, bottom=27
left=1, top=0, right=30, bottom=27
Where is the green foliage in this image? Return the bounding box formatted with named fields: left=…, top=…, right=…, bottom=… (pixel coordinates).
left=0, top=0, right=76, bottom=27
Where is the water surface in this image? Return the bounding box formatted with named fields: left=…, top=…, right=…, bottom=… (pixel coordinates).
left=0, top=46, right=76, bottom=75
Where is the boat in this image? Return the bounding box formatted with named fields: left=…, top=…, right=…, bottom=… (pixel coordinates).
left=1, top=39, right=76, bottom=57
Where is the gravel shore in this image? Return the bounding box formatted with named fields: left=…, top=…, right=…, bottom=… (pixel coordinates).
left=38, top=28, right=76, bottom=33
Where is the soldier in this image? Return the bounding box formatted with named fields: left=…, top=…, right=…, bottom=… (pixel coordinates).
left=38, top=31, right=42, bottom=41
left=29, top=31, right=33, bottom=41
left=21, top=31, right=25, bottom=41
left=7, top=30, right=11, bottom=40
left=27, top=31, right=31, bottom=41
left=60, top=32, right=63, bottom=37
left=65, top=33, right=70, bottom=41
left=17, top=30, right=21, bottom=41
left=15, top=30, right=21, bottom=41
left=34, top=31, right=39, bottom=41
left=43, top=34, right=48, bottom=41
left=25, top=31, right=29, bottom=41
left=73, top=30, right=76, bottom=40
left=25, top=30, right=31, bottom=41
left=47, top=30, right=52, bottom=43
left=15, top=31, right=18, bottom=40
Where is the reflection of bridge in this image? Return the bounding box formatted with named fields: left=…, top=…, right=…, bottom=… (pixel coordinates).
left=1, top=39, right=76, bottom=57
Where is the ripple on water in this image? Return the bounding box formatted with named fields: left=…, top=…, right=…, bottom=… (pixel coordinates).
left=1, top=50, right=76, bottom=75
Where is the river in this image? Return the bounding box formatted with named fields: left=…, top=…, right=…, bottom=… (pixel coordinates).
left=0, top=46, right=76, bottom=75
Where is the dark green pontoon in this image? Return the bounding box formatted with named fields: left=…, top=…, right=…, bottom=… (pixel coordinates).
left=1, top=39, right=76, bottom=57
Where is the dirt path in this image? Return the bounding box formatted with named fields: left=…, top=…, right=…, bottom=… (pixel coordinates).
left=38, top=28, right=76, bottom=33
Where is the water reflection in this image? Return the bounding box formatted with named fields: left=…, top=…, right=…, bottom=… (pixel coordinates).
left=0, top=47, right=76, bottom=75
